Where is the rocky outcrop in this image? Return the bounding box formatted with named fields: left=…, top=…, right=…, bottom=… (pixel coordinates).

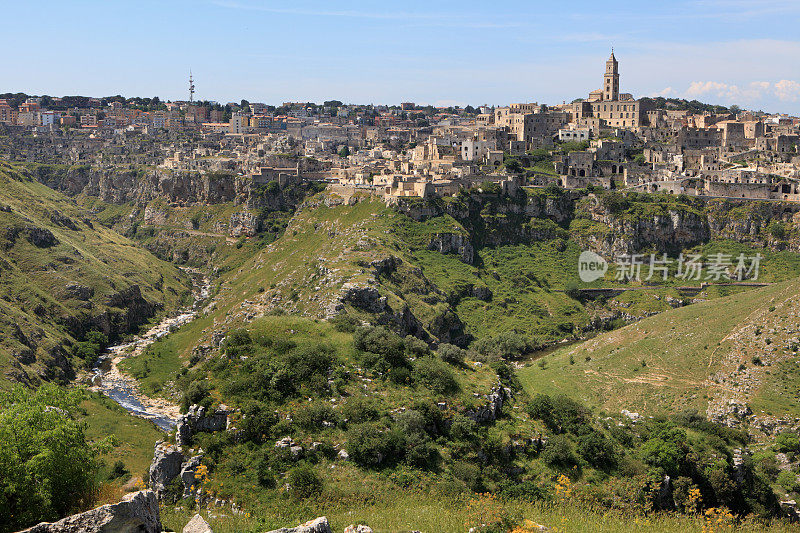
left=339, top=284, right=387, bottom=314
left=266, top=517, right=333, bottom=533
left=179, top=455, right=204, bottom=499
left=176, top=404, right=231, bottom=446
left=183, top=513, right=213, bottom=533
left=465, top=386, right=508, bottom=424
left=20, top=490, right=161, bottom=533
left=344, top=526, right=373, bottom=533
left=229, top=212, right=260, bottom=237
left=148, top=442, right=185, bottom=498
left=428, top=233, right=474, bottom=264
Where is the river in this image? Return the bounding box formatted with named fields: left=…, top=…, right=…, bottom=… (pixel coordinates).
left=90, top=268, right=210, bottom=431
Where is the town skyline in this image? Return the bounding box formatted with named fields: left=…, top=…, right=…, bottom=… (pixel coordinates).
left=3, top=0, right=800, bottom=114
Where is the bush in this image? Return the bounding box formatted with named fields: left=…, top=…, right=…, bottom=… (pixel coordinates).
left=578, top=431, right=617, bottom=470
left=639, top=437, right=682, bottom=477
left=775, top=432, right=800, bottom=454
left=541, top=434, right=579, bottom=470
left=340, top=396, right=381, bottom=425
left=294, top=401, right=337, bottom=430
left=413, top=356, right=459, bottom=395
left=255, top=457, right=276, bottom=488
left=449, top=414, right=478, bottom=442
left=527, top=393, right=589, bottom=434
left=330, top=315, right=360, bottom=333
left=473, top=331, right=538, bottom=360
left=0, top=385, right=99, bottom=532
left=438, top=343, right=467, bottom=365
left=288, top=464, right=323, bottom=499
left=108, top=460, right=129, bottom=480
left=72, top=330, right=108, bottom=368
left=777, top=470, right=800, bottom=493
left=403, top=335, right=430, bottom=357
left=181, top=380, right=211, bottom=412
left=345, top=423, right=401, bottom=467
left=354, top=326, right=408, bottom=370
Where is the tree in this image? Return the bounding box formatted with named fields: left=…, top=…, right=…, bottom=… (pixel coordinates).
left=338, top=146, right=350, bottom=158
left=0, top=385, right=100, bottom=532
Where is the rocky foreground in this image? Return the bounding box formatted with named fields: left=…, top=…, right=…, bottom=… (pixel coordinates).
left=17, top=491, right=377, bottom=533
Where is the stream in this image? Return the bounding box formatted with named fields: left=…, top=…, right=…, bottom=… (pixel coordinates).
left=90, top=268, right=210, bottom=431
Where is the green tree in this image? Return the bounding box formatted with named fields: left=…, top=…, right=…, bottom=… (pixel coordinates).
left=0, top=385, right=100, bottom=532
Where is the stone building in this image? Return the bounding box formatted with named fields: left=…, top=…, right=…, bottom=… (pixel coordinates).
left=570, top=52, right=648, bottom=129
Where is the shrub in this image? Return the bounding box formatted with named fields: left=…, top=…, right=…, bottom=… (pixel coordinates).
left=775, top=432, right=800, bottom=454
left=0, top=385, right=100, bottom=532
left=777, top=470, right=800, bottom=493
left=438, top=343, right=467, bottom=365
left=255, top=457, right=276, bottom=488
left=330, top=314, right=360, bottom=333
left=294, top=401, right=337, bottom=430
left=72, top=330, right=108, bottom=368
left=578, top=431, right=617, bottom=470
left=541, top=434, right=578, bottom=470
left=413, top=356, right=459, bottom=395
left=181, top=380, right=210, bottom=412
left=340, top=396, right=381, bottom=425
left=345, top=423, right=401, bottom=467
left=639, top=437, right=682, bottom=477
left=527, top=394, right=588, bottom=434
left=403, top=335, right=430, bottom=357
left=239, top=401, right=277, bottom=444
left=473, top=331, right=538, bottom=360
left=288, top=464, right=323, bottom=499
left=354, top=326, right=408, bottom=370
left=450, top=414, right=478, bottom=442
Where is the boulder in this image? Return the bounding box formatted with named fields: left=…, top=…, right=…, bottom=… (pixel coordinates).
left=183, top=513, right=213, bottom=533
left=267, top=516, right=332, bottom=533
left=148, top=442, right=184, bottom=498
left=180, top=454, right=203, bottom=499
left=20, top=490, right=161, bottom=533
left=25, top=226, right=58, bottom=247
left=344, top=526, right=373, bottom=533
left=176, top=404, right=230, bottom=446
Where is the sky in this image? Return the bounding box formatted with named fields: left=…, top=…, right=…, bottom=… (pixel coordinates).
left=2, top=0, right=800, bottom=114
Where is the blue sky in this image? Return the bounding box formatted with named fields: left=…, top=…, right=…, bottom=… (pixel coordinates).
left=3, top=0, right=800, bottom=113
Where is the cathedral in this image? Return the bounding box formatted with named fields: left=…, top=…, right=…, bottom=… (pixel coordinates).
left=571, top=52, right=646, bottom=129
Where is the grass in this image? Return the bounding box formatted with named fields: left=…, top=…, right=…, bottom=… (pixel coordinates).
left=159, top=492, right=796, bottom=533
left=517, top=277, right=800, bottom=416
left=0, top=161, right=192, bottom=385
left=80, top=391, right=163, bottom=481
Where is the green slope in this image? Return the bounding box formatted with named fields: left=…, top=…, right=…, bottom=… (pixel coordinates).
left=518, top=276, right=800, bottom=418
left=0, top=161, right=192, bottom=385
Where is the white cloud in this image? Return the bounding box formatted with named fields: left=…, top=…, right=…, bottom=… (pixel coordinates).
left=650, top=87, right=676, bottom=97
left=677, top=79, right=800, bottom=107
left=774, top=80, right=800, bottom=102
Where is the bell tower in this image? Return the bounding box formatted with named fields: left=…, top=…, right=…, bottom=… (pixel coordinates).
left=603, top=51, right=619, bottom=102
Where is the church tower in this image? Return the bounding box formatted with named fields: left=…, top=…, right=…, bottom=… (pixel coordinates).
left=603, top=51, right=619, bottom=102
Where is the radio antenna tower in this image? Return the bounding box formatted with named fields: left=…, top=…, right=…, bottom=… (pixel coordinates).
left=189, top=70, right=195, bottom=103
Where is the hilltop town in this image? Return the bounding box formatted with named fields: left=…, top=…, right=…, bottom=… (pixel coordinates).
left=2, top=53, right=799, bottom=221
left=6, top=51, right=800, bottom=533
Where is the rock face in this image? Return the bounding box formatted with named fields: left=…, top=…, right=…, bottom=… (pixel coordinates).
left=229, top=212, right=260, bottom=237
left=20, top=490, right=161, bottom=533
left=148, top=442, right=185, bottom=498
left=266, top=516, right=333, bottom=533
left=428, top=233, right=474, bottom=264
left=465, top=386, right=508, bottom=424
left=182, top=513, right=213, bottom=533
left=176, top=404, right=230, bottom=446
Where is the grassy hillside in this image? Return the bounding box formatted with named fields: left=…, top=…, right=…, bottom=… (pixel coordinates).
left=0, top=161, right=192, bottom=386
left=517, top=277, right=800, bottom=419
